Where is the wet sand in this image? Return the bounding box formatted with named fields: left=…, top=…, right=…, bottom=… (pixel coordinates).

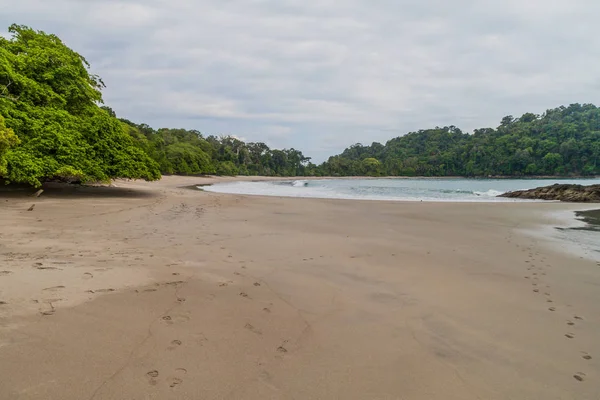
left=574, top=209, right=600, bottom=232
left=0, top=176, right=599, bottom=399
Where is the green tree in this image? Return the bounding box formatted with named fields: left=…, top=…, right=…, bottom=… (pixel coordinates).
left=165, top=142, right=215, bottom=175
left=0, top=115, right=19, bottom=176
left=361, top=157, right=382, bottom=176
left=0, top=24, right=159, bottom=186
left=317, top=104, right=600, bottom=177
left=217, top=161, right=238, bottom=176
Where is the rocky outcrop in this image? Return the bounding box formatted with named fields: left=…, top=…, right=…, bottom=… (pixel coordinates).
left=499, top=184, right=600, bottom=202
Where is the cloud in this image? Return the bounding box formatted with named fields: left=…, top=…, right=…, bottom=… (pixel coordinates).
left=1, top=0, right=600, bottom=162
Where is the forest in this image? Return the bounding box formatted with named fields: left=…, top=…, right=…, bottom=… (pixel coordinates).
left=1, top=24, right=598, bottom=187
left=321, top=104, right=600, bottom=177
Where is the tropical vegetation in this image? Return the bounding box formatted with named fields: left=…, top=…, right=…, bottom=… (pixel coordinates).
left=1, top=24, right=598, bottom=187
left=320, top=105, right=600, bottom=177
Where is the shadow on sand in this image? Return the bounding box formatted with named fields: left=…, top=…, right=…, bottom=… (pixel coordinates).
left=0, top=182, right=159, bottom=200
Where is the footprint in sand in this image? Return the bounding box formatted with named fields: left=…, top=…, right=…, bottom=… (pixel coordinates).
left=245, top=323, right=262, bottom=335
left=239, top=292, right=249, bottom=298
left=573, top=372, right=586, bottom=382
left=34, top=264, right=61, bottom=270
left=95, top=288, right=115, bottom=293
left=43, top=286, right=65, bottom=292
left=39, top=302, right=56, bottom=316
left=581, top=352, right=592, bottom=360
left=83, top=272, right=93, bottom=279
left=548, top=307, right=556, bottom=312
left=163, top=281, right=184, bottom=287
left=146, top=370, right=159, bottom=386
left=0, top=271, right=13, bottom=276
left=565, top=333, right=575, bottom=339
left=574, top=315, right=584, bottom=321
left=168, top=340, right=182, bottom=350
left=168, top=368, right=187, bottom=388
left=162, top=314, right=190, bottom=325
left=168, top=377, right=183, bottom=388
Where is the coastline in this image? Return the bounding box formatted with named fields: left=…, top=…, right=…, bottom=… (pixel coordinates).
left=1, top=175, right=599, bottom=399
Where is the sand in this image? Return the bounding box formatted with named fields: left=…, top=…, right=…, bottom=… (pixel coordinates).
left=0, top=175, right=599, bottom=399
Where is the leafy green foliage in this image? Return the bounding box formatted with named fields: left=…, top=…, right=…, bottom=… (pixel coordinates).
left=0, top=24, right=160, bottom=186
left=0, top=115, right=19, bottom=176
left=320, top=104, right=600, bottom=177
left=120, top=120, right=315, bottom=177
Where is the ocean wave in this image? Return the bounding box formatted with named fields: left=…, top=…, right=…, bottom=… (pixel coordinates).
left=292, top=180, right=308, bottom=187
left=204, top=178, right=600, bottom=202
left=273, top=180, right=308, bottom=187
left=473, top=189, right=505, bottom=197
left=437, top=189, right=475, bottom=194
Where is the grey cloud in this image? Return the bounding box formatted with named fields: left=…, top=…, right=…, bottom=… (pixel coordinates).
left=1, top=0, right=600, bottom=162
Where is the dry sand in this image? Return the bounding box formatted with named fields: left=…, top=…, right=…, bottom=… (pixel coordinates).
left=0, top=175, right=599, bottom=399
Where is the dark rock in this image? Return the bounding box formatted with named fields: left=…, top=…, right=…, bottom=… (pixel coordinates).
left=499, top=184, right=600, bottom=202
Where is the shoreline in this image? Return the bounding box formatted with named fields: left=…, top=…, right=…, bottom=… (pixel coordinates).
left=1, top=175, right=599, bottom=399
left=200, top=175, right=600, bottom=205
left=162, top=174, right=600, bottom=183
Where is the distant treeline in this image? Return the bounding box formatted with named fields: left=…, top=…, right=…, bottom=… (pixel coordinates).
left=117, top=118, right=314, bottom=178
left=319, top=104, right=600, bottom=177
left=119, top=103, right=600, bottom=179
left=1, top=25, right=598, bottom=188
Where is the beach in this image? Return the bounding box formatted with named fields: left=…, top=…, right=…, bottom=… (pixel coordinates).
left=0, top=176, right=599, bottom=400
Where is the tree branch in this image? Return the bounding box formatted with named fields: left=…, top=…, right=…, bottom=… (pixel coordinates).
left=0, top=80, right=20, bottom=102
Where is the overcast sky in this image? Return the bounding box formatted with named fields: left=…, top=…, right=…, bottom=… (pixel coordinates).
left=2, top=0, right=599, bottom=162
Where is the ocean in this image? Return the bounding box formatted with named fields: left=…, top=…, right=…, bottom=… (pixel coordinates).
left=203, top=177, right=600, bottom=261
left=203, top=177, right=600, bottom=202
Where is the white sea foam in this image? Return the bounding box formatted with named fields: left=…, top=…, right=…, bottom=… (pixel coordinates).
left=203, top=178, right=600, bottom=202
left=473, top=189, right=505, bottom=197
left=292, top=180, right=308, bottom=187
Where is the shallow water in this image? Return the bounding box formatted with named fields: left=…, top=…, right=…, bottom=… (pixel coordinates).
left=573, top=209, right=600, bottom=232
left=204, top=177, right=600, bottom=202
left=548, top=209, right=600, bottom=262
